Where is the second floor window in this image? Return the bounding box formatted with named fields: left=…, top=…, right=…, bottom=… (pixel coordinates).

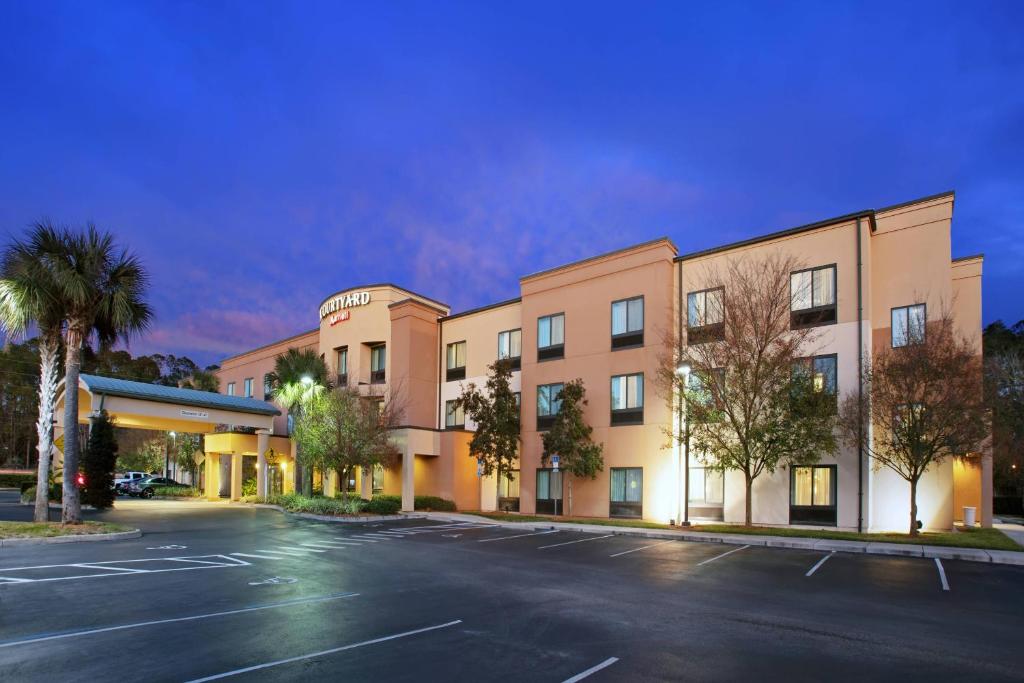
left=611, top=296, right=644, bottom=349
left=498, top=329, right=522, bottom=370
left=263, top=374, right=272, bottom=397
left=610, top=373, right=644, bottom=425
left=226, top=382, right=235, bottom=396
left=446, top=341, right=467, bottom=381
left=336, top=347, right=348, bottom=386
left=687, top=287, right=725, bottom=344
left=791, top=265, right=837, bottom=328
left=793, top=354, right=837, bottom=409
left=370, top=345, right=386, bottom=384
left=892, top=304, right=926, bottom=347
left=537, top=313, right=565, bottom=361
left=536, top=382, right=564, bottom=430
left=445, top=399, right=465, bottom=428
left=243, top=378, right=253, bottom=397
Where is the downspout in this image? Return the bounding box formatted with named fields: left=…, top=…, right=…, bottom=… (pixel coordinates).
left=856, top=217, right=864, bottom=533
left=677, top=258, right=685, bottom=526
left=437, top=316, right=443, bottom=430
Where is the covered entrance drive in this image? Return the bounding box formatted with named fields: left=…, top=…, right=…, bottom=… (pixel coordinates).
left=55, top=374, right=289, bottom=501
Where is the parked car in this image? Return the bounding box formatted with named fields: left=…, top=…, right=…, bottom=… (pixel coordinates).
left=127, top=476, right=189, bottom=499
left=114, top=471, right=149, bottom=495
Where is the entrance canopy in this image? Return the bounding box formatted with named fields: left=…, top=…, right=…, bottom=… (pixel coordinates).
left=56, top=373, right=280, bottom=433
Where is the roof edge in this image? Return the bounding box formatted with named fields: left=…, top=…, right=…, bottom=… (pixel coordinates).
left=218, top=328, right=320, bottom=366
left=78, top=374, right=281, bottom=417
left=317, top=283, right=449, bottom=311
left=875, top=190, right=955, bottom=215
left=388, top=297, right=449, bottom=313
left=441, top=296, right=522, bottom=322
left=521, top=237, right=678, bottom=282
left=952, top=253, right=984, bottom=263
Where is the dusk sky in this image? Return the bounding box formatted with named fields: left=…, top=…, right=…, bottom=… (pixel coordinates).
left=1, top=1, right=1021, bottom=367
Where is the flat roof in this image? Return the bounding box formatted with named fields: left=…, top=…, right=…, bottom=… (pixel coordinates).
left=80, top=374, right=280, bottom=416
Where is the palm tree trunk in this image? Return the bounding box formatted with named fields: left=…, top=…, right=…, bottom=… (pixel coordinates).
left=61, top=325, right=84, bottom=524
left=33, top=334, right=59, bottom=523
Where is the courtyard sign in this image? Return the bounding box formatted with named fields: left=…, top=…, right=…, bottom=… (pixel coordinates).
left=319, top=291, right=371, bottom=320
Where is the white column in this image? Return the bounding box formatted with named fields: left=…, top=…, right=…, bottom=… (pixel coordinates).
left=256, top=430, right=270, bottom=499
left=401, top=449, right=414, bottom=512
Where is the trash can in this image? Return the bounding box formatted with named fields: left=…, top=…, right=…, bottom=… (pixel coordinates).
left=963, top=506, right=977, bottom=527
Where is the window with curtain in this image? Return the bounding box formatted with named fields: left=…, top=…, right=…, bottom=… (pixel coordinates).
left=536, top=383, right=564, bottom=430
left=263, top=373, right=272, bottom=397
left=792, top=354, right=838, bottom=403
left=610, top=467, right=643, bottom=518
left=892, top=304, right=926, bottom=347
left=226, top=382, right=235, bottom=396
left=610, top=373, right=644, bottom=425
left=243, top=378, right=253, bottom=397
left=790, top=265, right=837, bottom=328
left=611, top=296, right=644, bottom=348
left=498, top=329, right=522, bottom=369
left=688, top=466, right=724, bottom=505
left=446, top=341, right=467, bottom=381
left=537, top=313, right=565, bottom=360
left=445, top=400, right=465, bottom=428
left=790, top=465, right=837, bottom=525
left=687, top=288, right=725, bottom=343
left=370, top=345, right=386, bottom=384
left=336, top=347, right=348, bottom=386
left=535, top=469, right=563, bottom=514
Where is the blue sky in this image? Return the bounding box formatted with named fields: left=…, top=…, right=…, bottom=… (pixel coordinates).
left=1, top=1, right=1021, bottom=366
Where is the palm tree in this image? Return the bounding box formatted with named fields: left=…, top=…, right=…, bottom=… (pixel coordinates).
left=180, top=369, right=220, bottom=393
left=50, top=226, right=152, bottom=523
left=269, top=347, right=330, bottom=495
left=0, top=222, right=67, bottom=522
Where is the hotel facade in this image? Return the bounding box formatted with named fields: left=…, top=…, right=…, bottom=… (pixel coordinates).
left=216, top=191, right=991, bottom=531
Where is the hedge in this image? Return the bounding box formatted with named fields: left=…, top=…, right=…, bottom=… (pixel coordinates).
left=20, top=484, right=62, bottom=503
left=153, top=486, right=203, bottom=498
left=370, top=494, right=456, bottom=512
left=365, top=497, right=401, bottom=515
left=0, top=474, right=34, bottom=488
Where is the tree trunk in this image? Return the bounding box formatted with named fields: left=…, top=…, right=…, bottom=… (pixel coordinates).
left=495, top=462, right=502, bottom=512
left=62, top=325, right=84, bottom=524
left=909, top=477, right=919, bottom=537
left=744, top=473, right=753, bottom=527
left=33, top=335, right=59, bottom=523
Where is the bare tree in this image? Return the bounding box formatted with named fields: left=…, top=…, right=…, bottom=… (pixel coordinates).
left=658, top=252, right=838, bottom=526
left=840, top=310, right=989, bottom=536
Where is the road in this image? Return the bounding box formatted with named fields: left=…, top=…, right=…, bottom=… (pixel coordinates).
left=0, top=489, right=1022, bottom=682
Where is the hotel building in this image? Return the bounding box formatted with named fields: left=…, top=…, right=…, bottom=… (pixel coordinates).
left=215, top=191, right=990, bottom=531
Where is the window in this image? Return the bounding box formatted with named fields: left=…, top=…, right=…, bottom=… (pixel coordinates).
left=243, top=378, right=253, bottom=398
left=611, top=296, right=644, bottom=349
left=226, top=382, right=236, bottom=396
left=687, top=368, right=725, bottom=420
left=688, top=465, right=724, bottom=506
left=446, top=341, right=466, bottom=381
left=790, top=465, right=837, bottom=525
left=445, top=400, right=465, bottom=429
left=790, top=265, right=837, bottom=328
left=370, top=345, right=386, bottom=384
left=498, top=469, right=520, bottom=512
left=792, top=354, right=838, bottom=405
left=610, top=467, right=643, bottom=518
left=892, top=304, right=926, bottom=348
left=287, top=414, right=294, bottom=435
left=687, top=287, right=725, bottom=343
left=372, top=464, right=384, bottom=494
left=498, top=329, right=522, bottom=370
left=610, top=373, right=644, bottom=425
left=336, top=347, right=348, bottom=387
left=536, top=383, right=564, bottom=430
left=263, top=374, right=272, bottom=397
left=535, top=468, right=563, bottom=515
left=537, top=313, right=565, bottom=361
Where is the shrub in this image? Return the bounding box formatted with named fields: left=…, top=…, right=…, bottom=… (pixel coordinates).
left=365, top=496, right=401, bottom=515
left=242, top=477, right=257, bottom=497
left=20, top=484, right=61, bottom=503
left=265, top=492, right=374, bottom=516
left=414, top=495, right=456, bottom=512
left=82, top=411, right=118, bottom=509
left=153, top=486, right=203, bottom=498
left=0, top=473, right=34, bottom=488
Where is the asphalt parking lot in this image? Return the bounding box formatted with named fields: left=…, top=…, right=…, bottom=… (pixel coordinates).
left=1, top=491, right=1023, bottom=682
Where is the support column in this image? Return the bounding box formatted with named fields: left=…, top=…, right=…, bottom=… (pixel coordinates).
left=230, top=453, right=243, bottom=501
left=256, top=430, right=270, bottom=499
left=361, top=466, right=372, bottom=499
left=324, top=470, right=337, bottom=497
left=981, top=448, right=994, bottom=528
left=205, top=453, right=220, bottom=501
left=401, top=450, right=415, bottom=512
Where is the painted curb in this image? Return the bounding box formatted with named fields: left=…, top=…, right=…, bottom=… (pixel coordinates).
left=420, top=513, right=1024, bottom=566
left=0, top=529, right=142, bottom=547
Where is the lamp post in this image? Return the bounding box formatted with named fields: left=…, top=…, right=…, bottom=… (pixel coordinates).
left=675, top=362, right=692, bottom=527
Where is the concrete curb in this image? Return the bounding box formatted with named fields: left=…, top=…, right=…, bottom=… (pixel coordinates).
left=418, top=512, right=1024, bottom=566
left=0, top=529, right=142, bottom=547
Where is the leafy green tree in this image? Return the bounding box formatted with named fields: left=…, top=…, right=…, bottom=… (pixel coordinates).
left=49, top=225, right=152, bottom=523
left=180, top=369, right=220, bottom=392
left=82, top=410, right=118, bottom=509
left=541, top=379, right=604, bottom=515
left=0, top=223, right=68, bottom=522
left=269, top=347, right=330, bottom=495
left=984, top=320, right=1024, bottom=509
left=0, top=339, right=42, bottom=470
left=455, top=359, right=520, bottom=505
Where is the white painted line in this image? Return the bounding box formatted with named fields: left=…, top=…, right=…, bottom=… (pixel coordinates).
left=805, top=551, right=835, bottom=577
left=300, top=542, right=352, bottom=549
left=562, top=656, right=620, bottom=682
left=0, top=576, right=31, bottom=583
left=71, top=563, right=148, bottom=573
left=475, top=528, right=557, bottom=544
left=274, top=546, right=326, bottom=553
left=935, top=557, right=950, bottom=591
left=184, top=619, right=462, bottom=682
left=231, top=553, right=286, bottom=561
left=538, top=534, right=614, bottom=550
left=696, top=545, right=750, bottom=567
left=609, top=540, right=675, bottom=558
left=0, top=592, right=358, bottom=649
left=343, top=537, right=378, bottom=543
left=357, top=534, right=397, bottom=539
left=258, top=549, right=308, bottom=556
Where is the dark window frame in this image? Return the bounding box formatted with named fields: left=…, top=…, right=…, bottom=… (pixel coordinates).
left=890, top=303, right=927, bottom=348
left=370, top=344, right=386, bottom=384
left=536, top=382, right=564, bottom=431
left=535, top=467, right=564, bottom=515
left=789, top=464, right=837, bottom=526
left=609, top=466, right=643, bottom=519
left=444, top=399, right=465, bottom=429
left=498, top=468, right=521, bottom=512
left=610, top=372, right=644, bottom=426
left=686, top=287, right=725, bottom=344
left=336, top=346, right=348, bottom=388
left=790, top=263, right=838, bottom=330
left=497, top=328, right=523, bottom=370
left=537, top=312, right=565, bottom=361
left=446, top=340, right=467, bottom=381
left=610, top=295, right=645, bottom=350
left=792, top=353, right=838, bottom=411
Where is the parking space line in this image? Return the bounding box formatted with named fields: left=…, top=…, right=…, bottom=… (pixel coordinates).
left=477, top=530, right=558, bottom=543
left=274, top=546, right=327, bottom=553
left=71, top=563, right=148, bottom=573
left=609, top=540, right=675, bottom=558
left=300, top=542, right=353, bottom=549
left=805, top=551, right=835, bottom=577
left=696, top=545, right=750, bottom=566
left=0, top=592, right=359, bottom=649
left=259, top=549, right=310, bottom=556
left=184, top=619, right=462, bottom=682
left=231, top=553, right=286, bottom=561
left=935, top=558, right=950, bottom=591
left=562, top=656, right=620, bottom=682
left=538, top=535, right=613, bottom=550
left=343, top=537, right=378, bottom=542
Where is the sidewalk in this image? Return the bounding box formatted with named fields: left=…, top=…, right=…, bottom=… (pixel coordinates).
left=411, top=512, right=1024, bottom=566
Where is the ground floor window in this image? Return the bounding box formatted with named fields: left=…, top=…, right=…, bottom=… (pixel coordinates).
left=688, top=464, right=724, bottom=520
left=790, top=465, right=837, bottom=525
left=535, top=468, right=563, bottom=515
left=372, top=464, right=384, bottom=494
left=498, top=469, right=520, bottom=512
left=610, top=467, right=642, bottom=518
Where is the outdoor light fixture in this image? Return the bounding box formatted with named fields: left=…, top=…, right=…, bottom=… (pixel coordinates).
left=301, top=375, right=313, bottom=385
left=676, top=362, right=692, bottom=527
left=676, top=362, right=692, bottom=377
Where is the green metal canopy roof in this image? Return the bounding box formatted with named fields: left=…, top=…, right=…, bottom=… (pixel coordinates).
left=78, top=374, right=280, bottom=417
